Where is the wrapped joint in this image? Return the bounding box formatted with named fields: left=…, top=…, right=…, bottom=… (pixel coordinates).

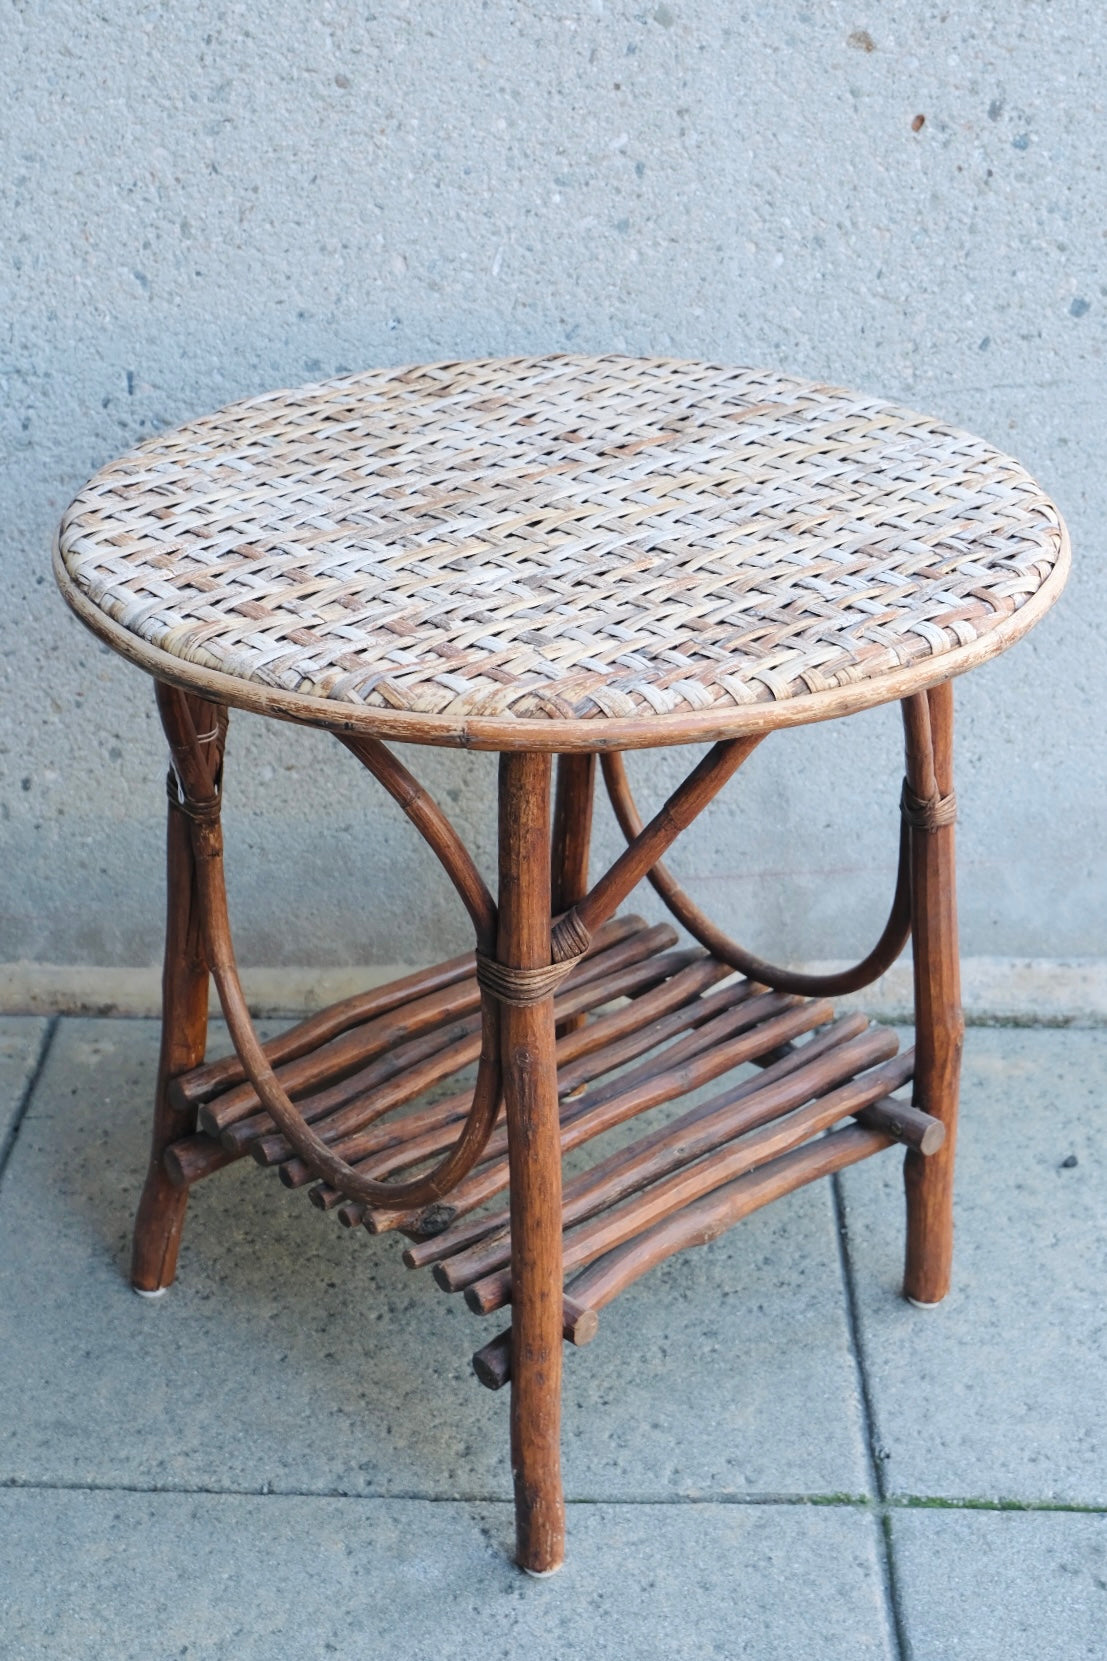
left=165, top=768, right=221, bottom=824
left=475, top=952, right=584, bottom=1007
left=550, top=907, right=593, bottom=963
left=900, top=778, right=956, bottom=832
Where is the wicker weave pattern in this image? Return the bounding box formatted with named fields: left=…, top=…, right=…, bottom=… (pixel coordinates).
left=58, top=356, right=1065, bottom=724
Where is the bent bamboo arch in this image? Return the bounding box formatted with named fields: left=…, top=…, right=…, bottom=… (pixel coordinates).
left=157, top=682, right=505, bottom=1210
left=598, top=692, right=947, bottom=998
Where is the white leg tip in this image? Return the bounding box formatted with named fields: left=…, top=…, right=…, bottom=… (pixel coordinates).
left=906, top=1295, right=943, bottom=1309
left=133, top=1285, right=169, bottom=1299
left=520, top=1563, right=564, bottom=1579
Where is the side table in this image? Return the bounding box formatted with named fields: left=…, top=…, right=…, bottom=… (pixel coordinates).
left=55, top=355, right=1068, bottom=1573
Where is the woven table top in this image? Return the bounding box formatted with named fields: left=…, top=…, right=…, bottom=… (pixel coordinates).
left=55, top=355, right=1068, bottom=751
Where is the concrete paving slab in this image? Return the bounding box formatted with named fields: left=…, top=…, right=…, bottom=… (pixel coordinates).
left=0, top=1016, right=49, bottom=1156
left=838, top=1028, right=1107, bottom=1504
left=0, top=1490, right=895, bottom=1661
left=0, top=1017, right=870, bottom=1501
left=891, top=1507, right=1107, bottom=1661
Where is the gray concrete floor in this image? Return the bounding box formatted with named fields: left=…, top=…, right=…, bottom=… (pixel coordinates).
left=0, top=1016, right=1103, bottom=1659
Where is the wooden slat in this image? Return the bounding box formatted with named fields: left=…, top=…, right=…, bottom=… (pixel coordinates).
left=330, top=988, right=791, bottom=1194
left=154, top=902, right=935, bottom=1364
left=227, top=1008, right=483, bottom=1157
left=270, top=945, right=708, bottom=1184
left=174, top=948, right=476, bottom=1108
left=552, top=974, right=753, bottom=1100
left=473, top=1298, right=599, bottom=1393
left=553, top=988, right=798, bottom=1117
left=302, top=955, right=736, bottom=1211
left=461, top=1042, right=909, bottom=1312
left=563, top=1125, right=893, bottom=1315
left=472, top=1121, right=911, bottom=1390
left=364, top=996, right=835, bottom=1235
left=200, top=979, right=482, bottom=1136
left=437, top=1033, right=905, bottom=1296
left=401, top=1012, right=872, bottom=1271
left=203, top=914, right=656, bottom=1140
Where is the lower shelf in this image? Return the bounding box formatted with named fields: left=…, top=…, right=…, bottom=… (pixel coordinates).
left=163, top=914, right=940, bottom=1389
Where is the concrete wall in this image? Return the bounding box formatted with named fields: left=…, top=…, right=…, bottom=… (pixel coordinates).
left=2, top=1, right=1102, bottom=972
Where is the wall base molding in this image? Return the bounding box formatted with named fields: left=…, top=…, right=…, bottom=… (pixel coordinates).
left=2, top=957, right=1105, bottom=1026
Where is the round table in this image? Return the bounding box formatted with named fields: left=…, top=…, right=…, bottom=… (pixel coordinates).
left=55, top=355, right=1068, bottom=1574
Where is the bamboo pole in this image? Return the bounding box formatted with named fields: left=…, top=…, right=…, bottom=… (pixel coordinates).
left=498, top=751, right=565, bottom=1575
left=132, top=689, right=223, bottom=1291
left=549, top=735, right=763, bottom=960
left=551, top=753, right=596, bottom=1036
left=902, top=683, right=964, bottom=1305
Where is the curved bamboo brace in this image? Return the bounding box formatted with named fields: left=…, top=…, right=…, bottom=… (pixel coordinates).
left=337, top=732, right=497, bottom=949
left=599, top=718, right=916, bottom=997
left=550, top=734, right=764, bottom=962
left=155, top=683, right=503, bottom=1208
left=901, top=689, right=938, bottom=803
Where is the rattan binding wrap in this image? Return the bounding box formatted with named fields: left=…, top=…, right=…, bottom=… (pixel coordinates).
left=57, top=355, right=1068, bottom=745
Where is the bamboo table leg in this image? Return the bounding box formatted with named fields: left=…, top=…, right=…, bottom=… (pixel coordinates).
left=551, top=753, right=595, bottom=1039
left=902, top=681, right=964, bottom=1306
left=498, top=751, right=566, bottom=1574
left=131, top=690, right=223, bottom=1294
left=551, top=753, right=595, bottom=917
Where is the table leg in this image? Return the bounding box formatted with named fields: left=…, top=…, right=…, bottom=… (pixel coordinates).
left=903, top=681, right=964, bottom=1306
left=499, top=751, right=566, bottom=1574
left=131, top=691, right=222, bottom=1294
left=551, top=753, right=595, bottom=1038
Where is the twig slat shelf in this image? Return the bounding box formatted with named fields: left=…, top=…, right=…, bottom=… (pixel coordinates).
left=54, top=354, right=1068, bottom=1576
left=160, top=914, right=936, bottom=1385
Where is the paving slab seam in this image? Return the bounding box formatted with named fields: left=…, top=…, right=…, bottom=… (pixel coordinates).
left=831, top=1173, right=912, bottom=1661
left=0, top=1015, right=57, bottom=1189
left=0, top=1476, right=877, bottom=1505
left=9, top=1475, right=1101, bottom=1515
left=886, top=1495, right=1107, bottom=1515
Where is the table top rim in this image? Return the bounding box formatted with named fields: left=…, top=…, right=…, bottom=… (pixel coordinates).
left=55, top=354, right=1071, bottom=747
left=55, top=528, right=1070, bottom=750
